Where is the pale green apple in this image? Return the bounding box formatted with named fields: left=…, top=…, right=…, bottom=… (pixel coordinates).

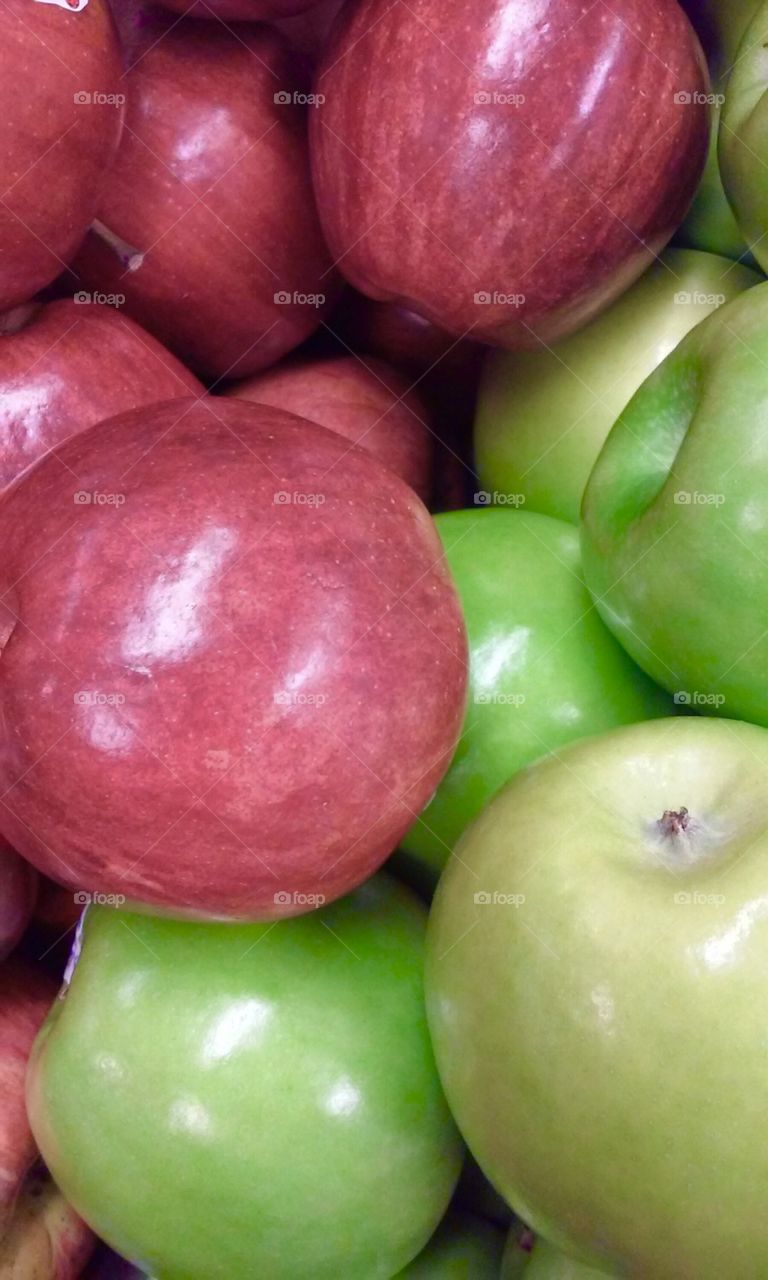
left=581, top=280, right=768, bottom=726
left=474, top=249, right=758, bottom=525
left=427, top=716, right=768, bottom=1277
left=719, top=0, right=768, bottom=272
left=398, top=1211, right=505, bottom=1277
left=516, top=1237, right=615, bottom=1278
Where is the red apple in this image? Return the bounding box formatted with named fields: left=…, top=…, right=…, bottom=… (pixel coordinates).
left=0, top=840, right=35, bottom=963
left=0, top=958, right=58, bottom=1235
left=1, top=0, right=122, bottom=312
left=226, top=354, right=434, bottom=500
left=72, top=21, right=339, bottom=381
left=0, top=300, right=202, bottom=491
left=311, top=0, right=709, bottom=347
left=274, top=0, right=346, bottom=61
left=0, top=397, right=467, bottom=920
left=0, top=1168, right=94, bottom=1280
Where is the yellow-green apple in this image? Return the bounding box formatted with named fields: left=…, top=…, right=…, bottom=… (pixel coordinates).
left=397, top=1211, right=505, bottom=1277
left=512, top=1237, right=614, bottom=1278
left=581, top=281, right=768, bottom=726
left=719, top=0, right=768, bottom=272
left=28, top=877, right=463, bottom=1279
left=427, top=716, right=768, bottom=1278
left=475, top=249, right=759, bottom=525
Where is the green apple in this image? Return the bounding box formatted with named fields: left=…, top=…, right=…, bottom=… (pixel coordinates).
left=28, top=876, right=463, bottom=1280
left=719, top=0, right=768, bottom=272
left=399, top=510, right=671, bottom=882
left=397, top=1211, right=505, bottom=1277
left=426, top=716, right=768, bottom=1277
left=474, top=249, right=759, bottom=525
left=515, top=1238, right=615, bottom=1279
left=581, top=281, right=768, bottom=726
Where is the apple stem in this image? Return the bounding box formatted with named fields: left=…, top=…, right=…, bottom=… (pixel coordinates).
left=90, top=220, right=145, bottom=273
left=658, top=807, right=690, bottom=838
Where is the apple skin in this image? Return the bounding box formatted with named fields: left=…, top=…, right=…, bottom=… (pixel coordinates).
left=400, top=511, right=671, bottom=882
left=396, top=1210, right=505, bottom=1277
left=72, top=22, right=339, bottom=381
left=226, top=354, right=434, bottom=500
left=0, top=1167, right=94, bottom=1280
left=581, top=281, right=768, bottom=726
left=0, top=957, right=58, bottom=1236
left=516, top=1239, right=614, bottom=1279
left=474, top=249, right=760, bottom=525
left=0, top=299, right=202, bottom=491
left=719, top=1, right=768, bottom=274
left=426, top=716, right=768, bottom=1277
left=0, top=839, right=36, bottom=962
left=311, top=0, right=709, bottom=349
left=28, top=877, right=463, bottom=1280
left=0, top=396, right=466, bottom=920
left=0, top=0, right=123, bottom=313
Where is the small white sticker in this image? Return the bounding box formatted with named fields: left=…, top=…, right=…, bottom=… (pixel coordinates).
left=33, top=0, right=89, bottom=11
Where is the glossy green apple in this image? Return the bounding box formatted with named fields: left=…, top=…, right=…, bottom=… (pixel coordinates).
left=427, top=716, right=768, bottom=1277
left=400, top=510, right=671, bottom=882
left=474, top=249, right=759, bottom=525
left=719, top=0, right=768, bottom=272
left=581, top=281, right=768, bottom=726
left=28, top=876, right=463, bottom=1280
left=397, top=1211, right=505, bottom=1277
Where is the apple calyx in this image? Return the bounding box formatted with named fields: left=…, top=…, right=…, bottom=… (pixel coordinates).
left=0, top=303, right=38, bottom=336
left=658, top=807, right=690, bottom=838
left=91, top=219, right=145, bottom=273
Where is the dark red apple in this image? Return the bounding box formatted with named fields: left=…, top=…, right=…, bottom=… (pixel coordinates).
left=311, top=0, right=709, bottom=347
left=274, top=0, right=345, bottom=59
left=0, top=958, right=57, bottom=1235
left=0, top=397, right=467, bottom=920
left=0, top=0, right=122, bottom=312
left=0, top=1168, right=94, bottom=1280
left=226, top=354, right=434, bottom=500
left=72, top=22, right=339, bottom=381
left=0, top=840, right=35, bottom=963
left=0, top=300, right=202, bottom=491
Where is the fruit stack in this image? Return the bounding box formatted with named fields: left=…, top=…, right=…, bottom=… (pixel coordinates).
left=1, top=0, right=767, bottom=1276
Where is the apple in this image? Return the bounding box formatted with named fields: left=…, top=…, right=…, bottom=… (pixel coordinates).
left=311, top=0, right=708, bottom=349
left=513, top=1238, right=613, bottom=1279
left=475, top=248, right=760, bottom=525
left=719, top=1, right=768, bottom=274
left=0, top=0, right=122, bottom=313
left=28, top=876, right=463, bottom=1279
left=225, top=354, right=434, bottom=500
left=0, top=839, right=36, bottom=962
left=427, top=715, right=768, bottom=1276
left=581, top=280, right=768, bottom=726
left=396, top=1210, right=505, bottom=1277
left=400, top=510, right=670, bottom=883
left=72, top=21, right=339, bottom=381
left=0, top=957, right=57, bottom=1236
left=0, top=396, right=466, bottom=919
left=0, top=1167, right=94, bottom=1280
left=0, top=299, right=202, bottom=491
left=500, top=1228, right=532, bottom=1279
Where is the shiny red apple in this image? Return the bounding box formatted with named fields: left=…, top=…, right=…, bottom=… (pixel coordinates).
left=0, top=397, right=467, bottom=919
left=0, top=299, right=202, bottom=491
left=226, top=354, right=434, bottom=500
left=0, top=839, right=35, bottom=962
left=0, top=957, right=57, bottom=1235
left=0, top=1168, right=94, bottom=1280
left=1, top=0, right=122, bottom=313
left=72, top=21, right=339, bottom=381
left=311, top=0, right=709, bottom=347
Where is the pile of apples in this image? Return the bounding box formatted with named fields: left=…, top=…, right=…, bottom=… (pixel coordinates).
left=5, top=0, right=768, bottom=1275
